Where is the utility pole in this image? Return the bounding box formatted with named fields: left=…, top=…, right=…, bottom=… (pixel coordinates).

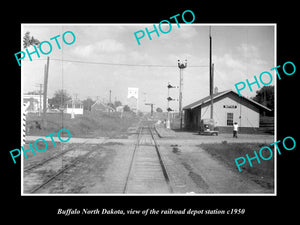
left=71, top=95, right=75, bottom=119
left=209, top=27, right=214, bottom=119
left=142, top=92, right=147, bottom=103
left=39, top=84, right=43, bottom=117
left=178, top=59, right=187, bottom=130
left=145, top=103, right=155, bottom=116
left=210, top=63, right=214, bottom=119
left=109, top=90, right=112, bottom=104
left=35, top=83, right=43, bottom=117
left=71, top=93, right=78, bottom=119
left=263, top=87, right=266, bottom=116
left=42, top=56, right=50, bottom=128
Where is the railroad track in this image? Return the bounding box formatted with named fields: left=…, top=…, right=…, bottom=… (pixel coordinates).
left=23, top=140, right=106, bottom=194
left=123, top=122, right=173, bottom=194
left=24, top=140, right=89, bottom=173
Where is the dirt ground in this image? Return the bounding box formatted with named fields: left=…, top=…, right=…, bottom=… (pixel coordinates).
left=36, top=143, right=131, bottom=194
left=23, top=128, right=275, bottom=194
left=158, top=142, right=273, bottom=194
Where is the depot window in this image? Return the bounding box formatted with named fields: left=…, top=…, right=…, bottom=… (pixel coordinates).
left=227, top=113, right=234, bottom=126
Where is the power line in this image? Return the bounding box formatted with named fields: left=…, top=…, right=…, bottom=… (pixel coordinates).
left=24, top=58, right=208, bottom=68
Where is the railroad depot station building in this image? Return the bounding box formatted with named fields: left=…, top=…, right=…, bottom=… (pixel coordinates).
left=183, top=89, right=272, bottom=132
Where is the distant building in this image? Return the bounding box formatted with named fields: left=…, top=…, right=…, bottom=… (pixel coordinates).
left=183, top=89, right=272, bottom=132
left=23, top=94, right=48, bottom=113
left=91, top=100, right=115, bottom=113
left=127, top=87, right=138, bottom=113
left=116, top=105, right=124, bottom=112
left=64, top=99, right=83, bottom=115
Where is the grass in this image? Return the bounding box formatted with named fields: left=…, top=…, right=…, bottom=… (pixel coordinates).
left=199, top=142, right=274, bottom=189
left=26, top=111, right=139, bottom=138
left=23, top=141, right=59, bottom=167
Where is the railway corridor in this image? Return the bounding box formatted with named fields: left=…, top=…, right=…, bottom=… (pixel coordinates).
left=124, top=125, right=173, bottom=194
left=23, top=120, right=273, bottom=194
left=23, top=143, right=103, bottom=193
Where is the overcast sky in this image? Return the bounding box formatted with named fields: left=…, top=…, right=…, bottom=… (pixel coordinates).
left=21, top=24, right=275, bottom=112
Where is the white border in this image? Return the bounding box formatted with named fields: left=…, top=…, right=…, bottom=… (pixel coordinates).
left=21, top=23, right=277, bottom=196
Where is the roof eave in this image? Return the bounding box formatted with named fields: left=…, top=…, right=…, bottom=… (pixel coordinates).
left=183, top=89, right=272, bottom=112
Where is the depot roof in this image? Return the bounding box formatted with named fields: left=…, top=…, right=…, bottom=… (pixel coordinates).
left=183, top=89, right=272, bottom=111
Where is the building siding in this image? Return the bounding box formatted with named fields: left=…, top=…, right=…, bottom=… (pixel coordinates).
left=184, top=91, right=262, bottom=130
left=23, top=94, right=48, bottom=113
left=201, top=94, right=259, bottom=128
left=65, top=107, right=83, bottom=115
left=91, top=101, right=115, bottom=112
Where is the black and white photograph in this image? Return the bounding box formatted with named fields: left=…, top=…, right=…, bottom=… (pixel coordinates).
left=4, top=4, right=298, bottom=220
left=20, top=24, right=276, bottom=195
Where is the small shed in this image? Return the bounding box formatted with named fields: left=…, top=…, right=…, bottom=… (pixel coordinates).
left=64, top=99, right=83, bottom=115
left=91, top=100, right=115, bottom=113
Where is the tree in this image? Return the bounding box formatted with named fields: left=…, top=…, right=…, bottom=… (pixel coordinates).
left=156, top=107, right=163, bottom=113
left=123, top=105, right=131, bottom=112
left=82, top=97, right=95, bottom=111
left=49, top=90, right=71, bottom=109
left=23, top=31, right=40, bottom=48
left=107, top=102, right=115, bottom=109
left=114, top=100, right=122, bottom=108
left=252, top=86, right=274, bottom=115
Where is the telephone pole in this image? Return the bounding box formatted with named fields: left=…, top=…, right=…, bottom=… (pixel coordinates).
left=35, top=83, right=43, bottom=117
left=42, top=56, right=50, bottom=128
left=145, top=103, right=155, bottom=116
left=209, top=27, right=214, bottom=119
left=178, top=59, right=187, bottom=130
left=109, top=90, right=112, bottom=104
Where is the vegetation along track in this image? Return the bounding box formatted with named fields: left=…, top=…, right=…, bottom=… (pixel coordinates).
left=24, top=140, right=106, bottom=194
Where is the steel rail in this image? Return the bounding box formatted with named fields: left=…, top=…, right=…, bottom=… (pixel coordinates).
left=123, top=126, right=143, bottom=193
left=24, top=140, right=90, bottom=172
left=30, top=147, right=98, bottom=193
left=148, top=125, right=174, bottom=193
left=123, top=122, right=173, bottom=194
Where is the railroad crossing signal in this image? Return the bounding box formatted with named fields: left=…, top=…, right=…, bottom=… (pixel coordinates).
left=167, top=97, right=176, bottom=101
left=167, top=82, right=178, bottom=129
left=167, top=84, right=178, bottom=89
left=178, top=59, right=187, bottom=69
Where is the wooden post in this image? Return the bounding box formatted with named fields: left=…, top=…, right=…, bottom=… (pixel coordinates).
left=209, top=27, right=214, bottom=119
left=178, top=60, right=187, bottom=130
left=42, top=56, right=49, bottom=128
left=210, top=63, right=214, bottom=119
